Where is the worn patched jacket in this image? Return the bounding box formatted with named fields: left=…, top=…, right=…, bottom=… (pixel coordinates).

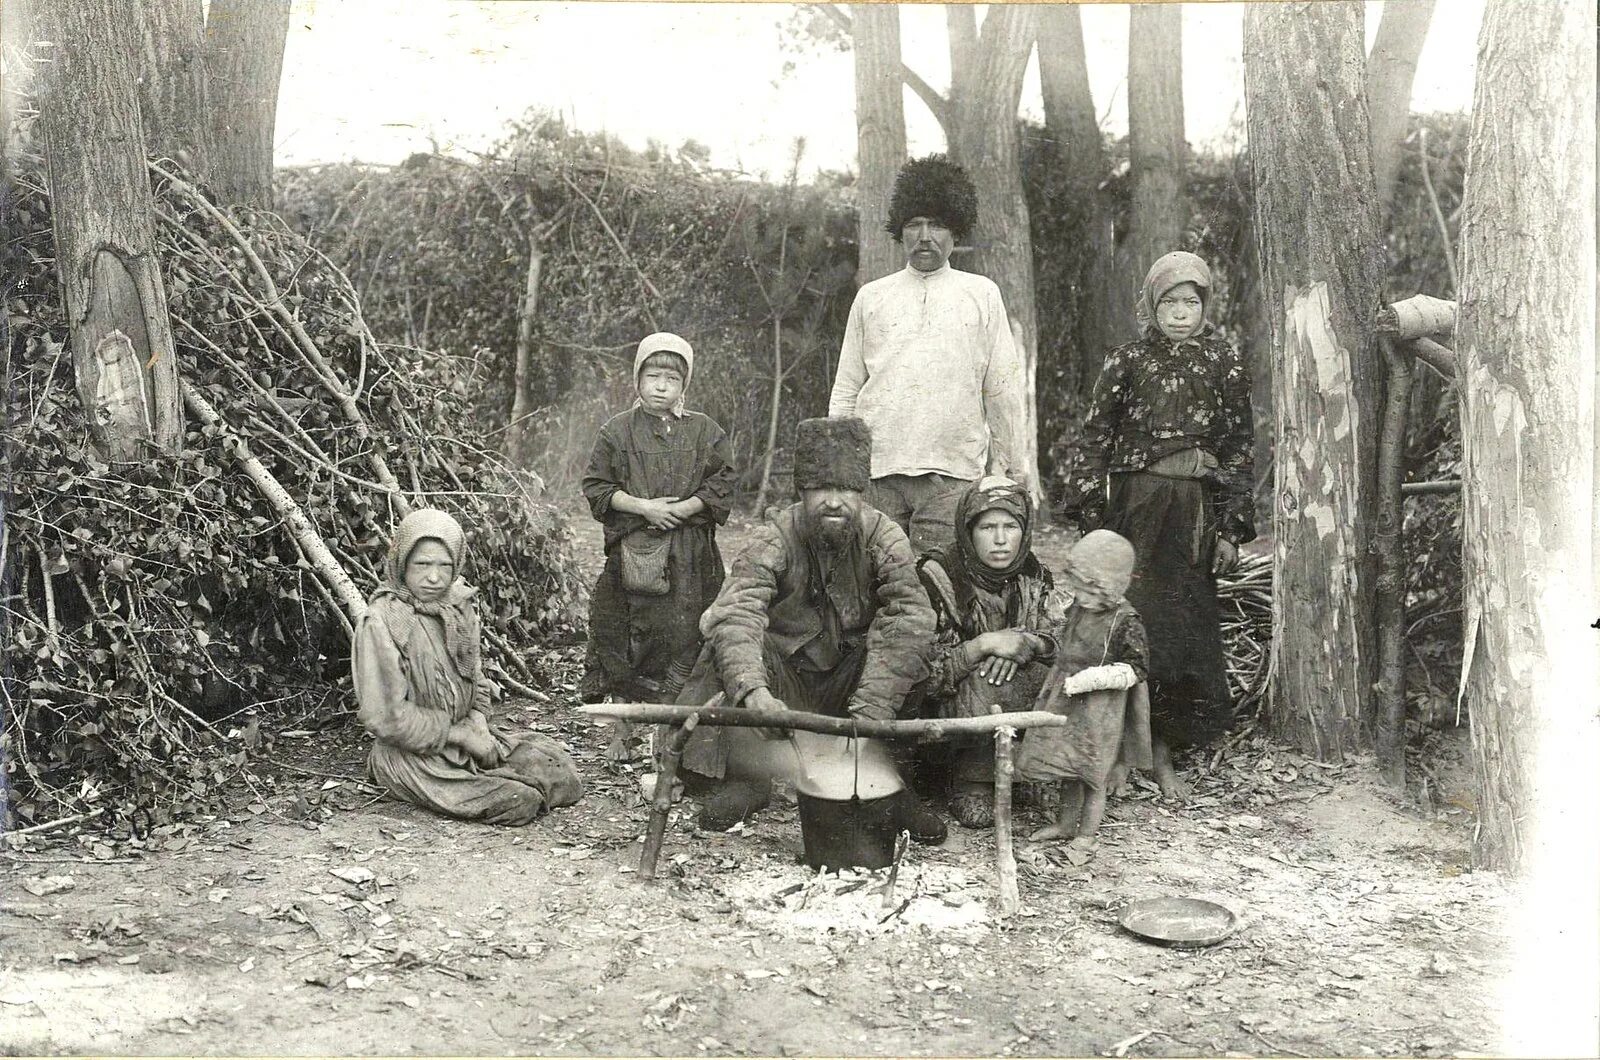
left=700, top=502, right=934, bottom=721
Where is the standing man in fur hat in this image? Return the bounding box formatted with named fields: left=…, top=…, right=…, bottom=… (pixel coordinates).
left=829, top=154, right=1028, bottom=556
left=670, top=416, right=944, bottom=841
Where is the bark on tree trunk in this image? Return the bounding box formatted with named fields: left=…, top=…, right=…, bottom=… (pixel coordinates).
left=1235, top=207, right=1278, bottom=535
left=36, top=0, right=183, bottom=458
left=945, top=4, right=978, bottom=113
left=506, top=240, right=545, bottom=468
left=952, top=4, right=1041, bottom=494
left=1366, top=0, right=1436, bottom=217
left=137, top=0, right=212, bottom=175
left=203, top=0, right=289, bottom=208
left=850, top=3, right=907, bottom=287
left=1457, top=0, right=1596, bottom=874
left=1038, top=2, right=1115, bottom=397
left=1119, top=3, right=1187, bottom=342
left=1244, top=2, right=1384, bottom=760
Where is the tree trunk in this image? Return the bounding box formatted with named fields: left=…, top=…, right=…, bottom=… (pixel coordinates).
left=945, top=4, right=978, bottom=112
left=36, top=0, right=183, bottom=458
left=1120, top=3, right=1187, bottom=341
left=850, top=3, right=907, bottom=287
left=506, top=239, right=545, bottom=468
left=1244, top=2, right=1384, bottom=760
left=1457, top=0, right=1595, bottom=875
left=1235, top=206, right=1277, bottom=536
left=953, top=4, right=1041, bottom=494
left=1366, top=0, right=1436, bottom=217
left=203, top=0, right=289, bottom=208
left=1038, top=2, right=1115, bottom=397
left=137, top=0, right=212, bottom=175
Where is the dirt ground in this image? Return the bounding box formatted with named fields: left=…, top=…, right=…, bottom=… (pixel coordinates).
left=0, top=504, right=1513, bottom=1057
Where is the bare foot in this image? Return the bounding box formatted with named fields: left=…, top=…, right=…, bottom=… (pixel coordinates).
left=1065, top=836, right=1098, bottom=860
left=605, top=731, right=634, bottom=764
left=1028, top=822, right=1074, bottom=842
left=1106, top=763, right=1131, bottom=796
left=1154, top=761, right=1190, bottom=800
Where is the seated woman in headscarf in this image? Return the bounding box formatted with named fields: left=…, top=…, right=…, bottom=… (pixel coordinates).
left=1016, top=529, right=1152, bottom=855
left=914, top=476, right=1067, bottom=828
left=353, top=509, right=584, bottom=825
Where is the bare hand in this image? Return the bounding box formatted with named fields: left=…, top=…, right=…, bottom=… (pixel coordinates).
left=1212, top=537, right=1239, bottom=576
left=742, top=688, right=789, bottom=740
left=635, top=498, right=683, bottom=531
left=455, top=710, right=500, bottom=768
left=666, top=497, right=703, bottom=521
left=969, top=631, right=1033, bottom=686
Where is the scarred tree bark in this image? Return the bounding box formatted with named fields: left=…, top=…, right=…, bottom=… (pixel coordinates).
left=1119, top=4, right=1187, bottom=341
left=137, top=0, right=212, bottom=174
left=203, top=0, right=290, bottom=207
left=35, top=0, right=183, bottom=457
left=850, top=3, right=906, bottom=287
left=951, top=4, right=1042, bottom=493
left=1366, top=0, right=1436, bottom=217
left=1039, top=2, right=1114, bottom=397
left=1457, top=0, right=1596, bottom=874
left=1244, top=2, right=1384, bottom=760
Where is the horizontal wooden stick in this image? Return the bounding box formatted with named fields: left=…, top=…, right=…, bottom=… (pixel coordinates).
left=1376, top=294, right=1456, bottom=339
left=1402, top=479, right=1462, bottom=496
left=579, top=702, right=1075, bottom=738
left=1409, top=336, right=1458, bottom=381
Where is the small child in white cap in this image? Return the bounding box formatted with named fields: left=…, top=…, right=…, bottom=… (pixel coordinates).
left=578, top=333, right=737, bottom=760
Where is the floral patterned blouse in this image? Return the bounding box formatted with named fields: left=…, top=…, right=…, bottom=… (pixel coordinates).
left=1067, top=324, right=1255, bottom=543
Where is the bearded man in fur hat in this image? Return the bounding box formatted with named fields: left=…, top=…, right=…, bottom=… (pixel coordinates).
left=828, top=155, right=1028, bottom=555
left=670, top=417, right=945, bottom=841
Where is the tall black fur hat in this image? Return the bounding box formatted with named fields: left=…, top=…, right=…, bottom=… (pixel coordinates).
left=793, top=417, right=872, bottom=494
left=884, top=154, right=979, bottom=242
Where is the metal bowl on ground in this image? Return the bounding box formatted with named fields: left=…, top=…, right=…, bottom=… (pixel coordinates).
left=1117, top=896, right=1239, bottom=948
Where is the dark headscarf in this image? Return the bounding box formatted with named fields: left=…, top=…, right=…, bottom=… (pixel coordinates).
left=369, top=508, right=480, bottom=680
left=928, top=476, right=1046, bottom=629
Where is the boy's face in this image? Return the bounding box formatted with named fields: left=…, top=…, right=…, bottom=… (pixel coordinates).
left=901, top=216, right=954, bottom=273
left=404, top=538, right=455, bottom=602
left=637, top=359, right=685, bottom=415
left=1155, top=281, right=1205, bottom=342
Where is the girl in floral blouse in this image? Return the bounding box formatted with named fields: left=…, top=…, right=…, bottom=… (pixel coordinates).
left=1065, top=251, right=1255, bottom=798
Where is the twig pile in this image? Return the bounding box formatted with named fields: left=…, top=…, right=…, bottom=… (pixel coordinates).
left=3, top=146, right=585, bottom=830
left=1218, top=552, right=1273, bottom=713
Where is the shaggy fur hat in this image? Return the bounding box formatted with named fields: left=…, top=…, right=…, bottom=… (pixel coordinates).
left=884, top=155, right=979, bottom=242
left=793, top=417, right=872, bottom=494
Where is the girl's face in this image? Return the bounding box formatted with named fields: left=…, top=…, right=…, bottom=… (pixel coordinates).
left=1155, top=281, right=1205, bottom=341
left=969, top=509, right=1024, bottom=570
left=404, top=539, right=455, bottom=602
left=637, top=360, right=685, bottom=415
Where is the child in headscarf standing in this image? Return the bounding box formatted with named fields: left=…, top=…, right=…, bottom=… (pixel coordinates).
left=915, top=476, right=1068, bottom=828
left=1066, top=251, right=1254, bottom=798
left=355, top=509, right=584, bottom=825
left=579, top=333, right=736, bottom=757
left=1016, top=529, right=1152, bottom=853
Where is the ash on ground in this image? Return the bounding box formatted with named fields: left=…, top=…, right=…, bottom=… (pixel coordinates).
left=719, top=860, right=992, bottom=939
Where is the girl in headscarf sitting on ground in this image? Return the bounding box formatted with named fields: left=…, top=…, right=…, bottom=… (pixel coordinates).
left=1065, top=251, right=1254, bottom=797
left=354, top=508, right=584, bottom=825
left=914, top=476, right=1068, bottom=828
left=1015, top=529, right=1152, bottom=855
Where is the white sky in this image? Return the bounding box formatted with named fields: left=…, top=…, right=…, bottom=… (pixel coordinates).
left=275, top=1, right=1486, bottom=179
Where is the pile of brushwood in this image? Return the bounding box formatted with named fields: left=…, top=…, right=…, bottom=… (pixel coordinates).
left=2, top=144, right=586, bottom=834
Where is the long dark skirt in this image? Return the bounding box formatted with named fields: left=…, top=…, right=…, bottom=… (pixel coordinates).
left=584, top=524, right=723, bottom=700
left=1099, top=471, right=1232, bottom=749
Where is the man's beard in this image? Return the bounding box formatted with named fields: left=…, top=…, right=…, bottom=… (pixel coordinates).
left=804, top=510, right=857, bottom=551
